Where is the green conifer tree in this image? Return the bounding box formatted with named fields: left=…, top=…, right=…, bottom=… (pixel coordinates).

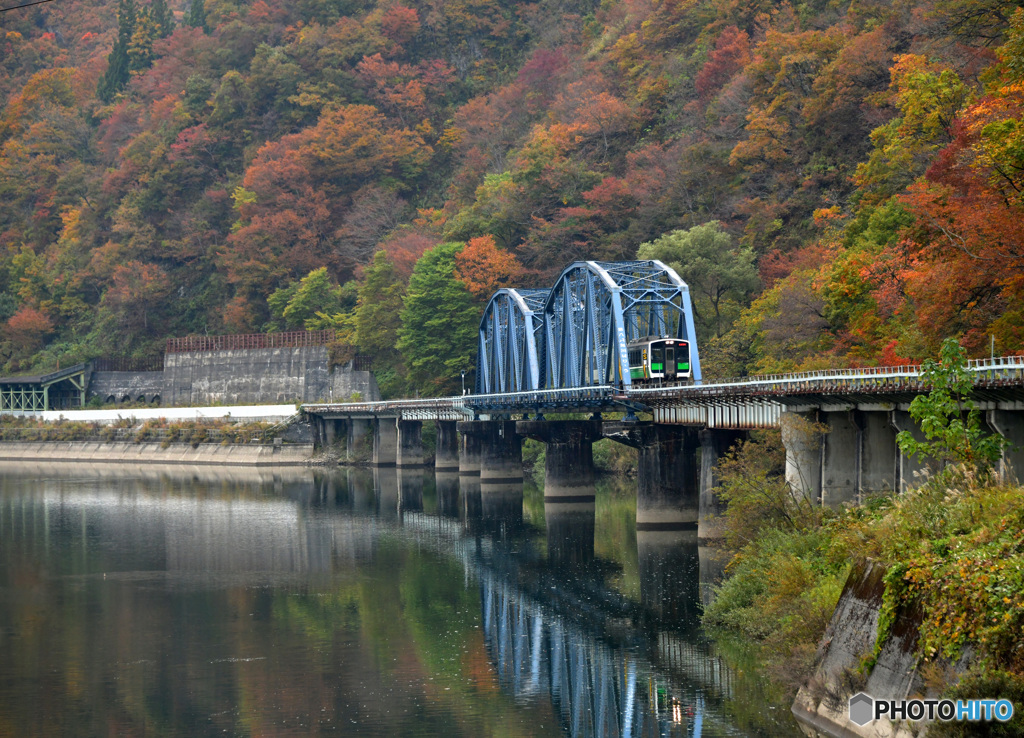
left=127, top=8, right=157, bottom=72
left=97, top=0, right=137, bottom=102
left=186, top=0, right=208, bottom=32
left=150, top=0, right=174, bottom=38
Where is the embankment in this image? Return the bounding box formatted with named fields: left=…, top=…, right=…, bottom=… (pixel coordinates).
left=792, top=561, right=940, bottom=738
left=0, top=440, right=313, bottom=466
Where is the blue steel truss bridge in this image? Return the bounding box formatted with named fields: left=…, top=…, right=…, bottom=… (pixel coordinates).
left=306, top=258, right=1024, bottom=426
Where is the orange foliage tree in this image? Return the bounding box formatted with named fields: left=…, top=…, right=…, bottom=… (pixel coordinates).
left=454, top=235, right=525, bottom=301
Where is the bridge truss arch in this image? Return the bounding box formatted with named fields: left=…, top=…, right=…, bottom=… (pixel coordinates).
left=477, top=288, right=550, bottom=394
left=543, top=260, right=701, bottom=389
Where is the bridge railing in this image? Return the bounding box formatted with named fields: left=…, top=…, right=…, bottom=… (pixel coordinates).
left=464, top=385, right=616, bottom=409
left=303, top=396, right=467, bottom=416
left=303, top=386, right=621, bottom=416
left=626, top=355, right=1024, bottom=398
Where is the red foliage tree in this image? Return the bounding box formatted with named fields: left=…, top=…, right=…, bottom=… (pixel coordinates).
left=3, top=305, right=54, bottom=356
left=694, top=26, right=751, bottom=99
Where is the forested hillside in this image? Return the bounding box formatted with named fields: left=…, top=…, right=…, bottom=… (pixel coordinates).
left=1, top=0, right=1022, bottom=395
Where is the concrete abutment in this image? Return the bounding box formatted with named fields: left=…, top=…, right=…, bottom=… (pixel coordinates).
left=987, top=409, right=1024, bottom=483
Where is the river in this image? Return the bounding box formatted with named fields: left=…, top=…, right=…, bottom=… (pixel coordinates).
left=0, top=462, right=799, bottom=736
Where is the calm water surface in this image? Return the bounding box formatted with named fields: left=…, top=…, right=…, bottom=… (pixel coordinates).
left=0, top=462, right=798, bottom=736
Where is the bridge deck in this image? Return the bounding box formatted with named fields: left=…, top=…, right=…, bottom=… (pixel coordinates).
left=302, top=356, right=1024, bottom=428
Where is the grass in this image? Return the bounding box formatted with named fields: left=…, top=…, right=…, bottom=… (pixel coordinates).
left=703, top=431, right=1024, bottom=721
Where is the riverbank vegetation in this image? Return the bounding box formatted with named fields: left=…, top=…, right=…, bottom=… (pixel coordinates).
left=3, top=0, right=1024, bottom=395
left=0, top=413, right=283, bottom=444
left=703, top=343, right=1024, bottom=731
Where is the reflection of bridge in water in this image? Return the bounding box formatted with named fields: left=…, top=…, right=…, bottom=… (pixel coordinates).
left=397, top=503, right=739, bottom=738
left=479, top=573, right=740, bottom=738
left=1, top=464, right=739, bottom=736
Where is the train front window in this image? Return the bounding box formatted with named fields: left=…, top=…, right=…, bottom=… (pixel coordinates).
left=651, top=346, right=664, bottom=370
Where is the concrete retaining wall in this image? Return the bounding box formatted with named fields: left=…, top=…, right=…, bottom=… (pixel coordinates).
left=792, top=561, right=963, bottom=738
left=89, top=371, right=166, bottom=403
left=153, top=348, right=380, bottom=406
left=330, top=366, right=380, bottom=402
left=164, top=346, right=332, bottom=406
left=79, top=350, right=381, bottom=407
left=0, top=441, right=313, bottom=466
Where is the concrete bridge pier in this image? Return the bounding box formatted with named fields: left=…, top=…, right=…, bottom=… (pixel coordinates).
left=890, top=410, right=934, bottom=492
left=785, top=409, right=903, bottom=507
left=458, top=420, right=523, bottom=484
left=458, top=420, right=524, bottom=533
left=856, top=410, right=897, bottom=497
left=372, top=419, right=398, bottom=467
left=635, top=425, right=700, bottom=533
left=782, top=410, right=822, bottom=504
left=516, top=420, right=601, bottom=502
left=987, top=410, right=1024, bottom=483
left=322, top=417, right=339, bottom=449
left=458, top=429, right=482, bottom=478
left=346, top=418, right=371, bottom=462
left=821, top=410, right=860, bottom=508
left=310, top=415, right=333, bottom=450
left=396, top=419, right=425, bottom=468
left=697, top=428, right=746, bottom=543
left=435, top=420, right=459, bottom=472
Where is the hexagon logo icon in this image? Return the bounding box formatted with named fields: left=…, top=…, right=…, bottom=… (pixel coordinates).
left=849, top=692, right=874, bottom=726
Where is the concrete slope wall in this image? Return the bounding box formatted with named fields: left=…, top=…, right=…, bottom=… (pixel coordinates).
left=0, top=441, right=313, bottom=466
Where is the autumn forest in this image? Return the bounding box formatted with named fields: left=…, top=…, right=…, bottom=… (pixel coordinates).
left=1, top=0, right=1023, bottom=396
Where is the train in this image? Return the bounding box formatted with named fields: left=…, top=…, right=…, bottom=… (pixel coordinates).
left=626, top=337, right=692, bottom=384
